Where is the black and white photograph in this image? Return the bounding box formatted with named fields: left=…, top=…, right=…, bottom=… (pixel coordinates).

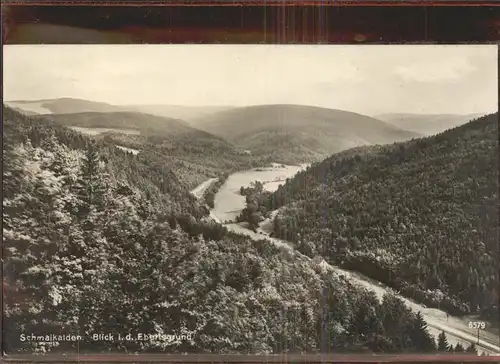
left=2, top=44, right=499, bottom=356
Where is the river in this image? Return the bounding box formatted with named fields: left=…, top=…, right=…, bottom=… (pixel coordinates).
left=190, top=166, right=500, bottom=355
left=213, top=163, right=308, bottom=222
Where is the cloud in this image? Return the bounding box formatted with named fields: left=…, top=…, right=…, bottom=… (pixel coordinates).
left=394, top=57, right=476, bottom=82
left=3, top=44, right=497, bottom=115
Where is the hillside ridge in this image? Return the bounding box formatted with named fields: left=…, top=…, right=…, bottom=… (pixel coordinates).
left=262, top=112, right=498, bottom=322
left=195, top=104, right=421, bottom=164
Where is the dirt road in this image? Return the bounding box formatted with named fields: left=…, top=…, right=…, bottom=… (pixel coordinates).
left=192, top=177, right=500, bottom=355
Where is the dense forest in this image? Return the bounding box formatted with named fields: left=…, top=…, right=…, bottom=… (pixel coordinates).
left=263, top=113, right=499, bottom=322
left=236, top=181, right=274, bottom=231
left=3, top=105, right=483, bottom=355
left=202, top=173, right=229, bottom=209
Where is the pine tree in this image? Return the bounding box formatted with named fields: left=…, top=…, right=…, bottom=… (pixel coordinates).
left=40, top=131, right=60, bottom=154
left=379, top=294, right=414, bottom=351
left=346, top=293, right=384, bottom=348
left=454, top=343, right=465, bottom=352
left=437, top=331, right=450, bottom=352
left=74, top=142, right=109, bottom=216
left=409, top=311, right=436, bottom=352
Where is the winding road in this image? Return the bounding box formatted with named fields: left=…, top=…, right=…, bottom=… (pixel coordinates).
left=190, top=175, right=500, bottom=355
left=190, top=177, right=218, bottom=199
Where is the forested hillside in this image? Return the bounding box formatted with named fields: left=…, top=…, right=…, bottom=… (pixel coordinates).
left=4, top=105, right=473, bottom=355
left=265, top=113, right=499, bottom=321
left=3, top=107, right=201, bottom=217
left=34, top=111, right=268, bottom=190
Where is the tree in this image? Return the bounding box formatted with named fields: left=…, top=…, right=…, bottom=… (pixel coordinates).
left=346, top=293, right=383, bottom=347
left=437, top=331, right=450, bottom=352
left=74, top=142, right=110, bottom=216
left=465, top=343, right=478, bottom=354
left=378, top=293, right=414, bottom=351
left=409, top=312, right=436, bottom=352
left=454, top=343, right=465, bottom=352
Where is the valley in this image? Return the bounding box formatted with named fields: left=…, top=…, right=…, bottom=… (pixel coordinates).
left=5, top=102, right=498, bottom=356
left=8, top=104, right=455, bottom=355
left=191, top=162, right=500, bottom=355
left=186, top=111, right=499, bottom=356
left=4, top=43, right=498, bottom=358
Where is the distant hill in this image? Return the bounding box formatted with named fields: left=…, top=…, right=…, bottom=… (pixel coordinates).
left=195, top=104, right=421, bottom=164
left=33, top=111, right=267, bottom=190
left=375, top=112, right=487, bottom=135
left=6, top=98, right=125, bottom=114
left=6, top=98, right=234, bottom=122
left=127, top=104, right=234, bottom=121
left=264, top=113, right=498, bottom=321
left=8, top=106, right=40, bottom=116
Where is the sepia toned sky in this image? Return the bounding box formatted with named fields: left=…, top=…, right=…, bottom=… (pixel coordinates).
left=3, top=44, right=497, bottom=116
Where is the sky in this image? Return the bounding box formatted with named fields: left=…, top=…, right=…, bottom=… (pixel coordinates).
left=3, top=44, right=498, bottom=116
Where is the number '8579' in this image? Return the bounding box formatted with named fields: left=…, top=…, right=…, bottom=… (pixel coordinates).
left=468, top=321, right=486, bottom=329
